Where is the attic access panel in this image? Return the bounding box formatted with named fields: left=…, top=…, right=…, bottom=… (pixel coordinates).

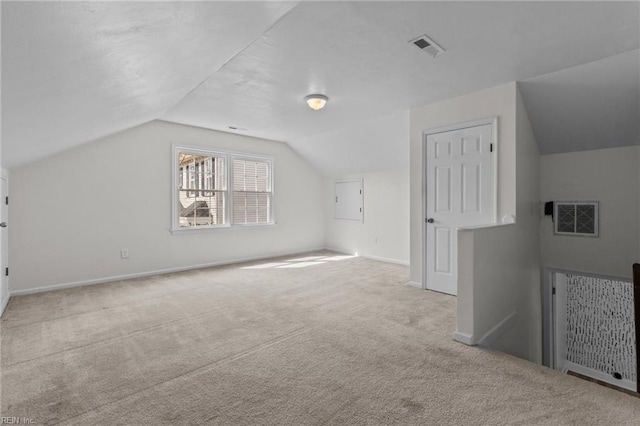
left=554, top=201, right=599, bottom=237
left=335, top=180, right=363, bottom=222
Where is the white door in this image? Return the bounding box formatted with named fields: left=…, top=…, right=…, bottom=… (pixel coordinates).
left=425, top=123, right=495, bottom=295
left=0, top=177, right=7, bottom=314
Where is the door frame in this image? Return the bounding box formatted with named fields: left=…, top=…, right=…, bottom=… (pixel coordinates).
left=421, top=117, right=498, bottom=290
left=0, top=170, right=8, bottom=317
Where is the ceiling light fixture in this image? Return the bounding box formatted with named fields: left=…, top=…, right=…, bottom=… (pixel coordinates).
left=305, top=94, right=329, bottom=111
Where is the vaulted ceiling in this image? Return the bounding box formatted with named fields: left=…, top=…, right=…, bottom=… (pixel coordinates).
left=2, top=1, right=638, bottom=173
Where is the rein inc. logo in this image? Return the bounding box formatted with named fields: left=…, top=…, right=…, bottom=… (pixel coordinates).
left=1, top=418, right=35, bottom=425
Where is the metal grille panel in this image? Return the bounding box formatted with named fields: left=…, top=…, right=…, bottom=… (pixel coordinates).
left=565, top=274, right=636, bottom=382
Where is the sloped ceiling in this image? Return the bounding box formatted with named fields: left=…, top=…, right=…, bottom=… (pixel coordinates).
left=519, top=50, right=639, bottom=155
left=2, top=1, right=639, bottom=173
left=290, top=110, right=410, bottom=177
left=1, top=1, right=297, bottom=168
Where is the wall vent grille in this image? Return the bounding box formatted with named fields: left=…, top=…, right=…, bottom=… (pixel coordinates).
left=554, top=201, right=599, bottom=237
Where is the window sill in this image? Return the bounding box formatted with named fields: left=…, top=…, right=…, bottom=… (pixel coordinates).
left=171, top=222, right=277, bottom=234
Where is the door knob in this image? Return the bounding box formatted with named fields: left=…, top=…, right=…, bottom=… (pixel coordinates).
left=426, top=218, right=434, bottom=224
left=0, top=222, right=6, bottom=228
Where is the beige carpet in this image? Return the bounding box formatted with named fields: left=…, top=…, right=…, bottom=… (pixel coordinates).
left=1, top=251, right=639, bottom=425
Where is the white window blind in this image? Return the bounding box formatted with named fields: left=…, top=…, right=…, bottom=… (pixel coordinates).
left=233, top=158, right=272, bottom=225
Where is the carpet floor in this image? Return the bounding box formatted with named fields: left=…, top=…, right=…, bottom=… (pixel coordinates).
left=1, top=251, right=639, bottom=425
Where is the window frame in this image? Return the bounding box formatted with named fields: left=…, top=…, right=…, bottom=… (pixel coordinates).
left=171, top=145, right=275, bottom=233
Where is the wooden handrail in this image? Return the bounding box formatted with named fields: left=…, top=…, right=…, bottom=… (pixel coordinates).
left=634, top=263, right=640, bottom=393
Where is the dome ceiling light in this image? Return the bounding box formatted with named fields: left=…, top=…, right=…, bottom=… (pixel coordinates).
left=304, top=94, right=329, bottom=111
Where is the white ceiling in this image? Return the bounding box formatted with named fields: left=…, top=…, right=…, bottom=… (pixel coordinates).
left=290, top=110, right=410, bottom=176
left=1, top=1, right=297, bottom=168
left=519, top=50, right=639, bottom=155
left=2, top=1, right=639, bottom=172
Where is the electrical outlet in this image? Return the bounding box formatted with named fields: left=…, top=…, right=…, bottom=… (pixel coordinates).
left=121, top=249, right=129, bottom=259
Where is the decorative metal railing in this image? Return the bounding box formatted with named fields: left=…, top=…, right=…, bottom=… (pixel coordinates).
left=552, top=270, right=637, bottom=392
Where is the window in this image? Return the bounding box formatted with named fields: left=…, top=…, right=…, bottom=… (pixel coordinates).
left=554, top=201, right=598, bottom=237
left=173, top=146, right=273, bottom=231
left=177, top=152, right=226, bottom=227
left=233, top=158, right=272, bottom=225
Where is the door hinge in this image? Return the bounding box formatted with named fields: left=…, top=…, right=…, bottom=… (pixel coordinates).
left=360, top=190, right=362, bottom=194
left=359, top=208, right=362, bottom=212
left=5, top=267, right=8, bottom=277
left=5, top=196, right=7, bottom=205
left=490, top=143, right=494, bottom=153
left=552, top=286, right=556, bottom=295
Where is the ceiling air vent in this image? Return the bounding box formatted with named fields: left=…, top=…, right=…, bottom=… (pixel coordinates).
left=409, top=34, right=445, bottom=58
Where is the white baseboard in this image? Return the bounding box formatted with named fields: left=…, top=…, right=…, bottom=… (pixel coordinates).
left=323, top=246, right=409, bottom=266
left=322, top=246, right=351, bottom=256
left=453, top=331, right=475, bottom=345
left=478, top=311, right=518, bottom=347
left=1, top=292, right=9, bottom=317
left=10, top=247, right=326, bottom=297
left=358, top=254, right=410, bottom=266
left=407, top=281, right=423, bottom=289
left=453, top=312, right=518, bottom=348
left=564, top=361, right=636, bottom=392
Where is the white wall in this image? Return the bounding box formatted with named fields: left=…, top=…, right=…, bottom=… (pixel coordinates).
left=325, top=168, right=409, bottom=265
left=540, top=145, right=640, bottom=279
left=411, top=82, right=542, bottom=362
left=9, top=121, right=325, bottom=293
left=489, top=86, right=541, bottom=361
left=410, top=82, right=518, bottom=284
